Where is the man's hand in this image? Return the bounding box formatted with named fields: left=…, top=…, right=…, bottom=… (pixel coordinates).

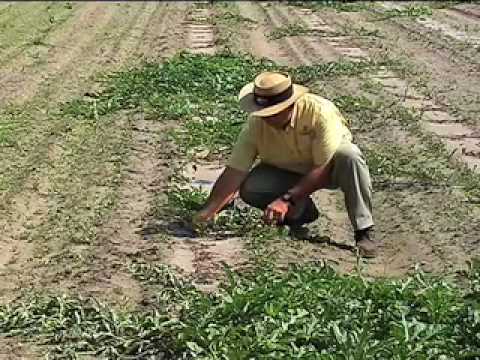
left=264, top=198, right=290, bottom=225
left=192, top=208, right=215, bottom=227
left=191, top=208, right=216, bottom=235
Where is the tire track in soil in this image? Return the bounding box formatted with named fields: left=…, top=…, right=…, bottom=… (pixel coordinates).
left=234, top=2, right=292, bottom=66
left=0, top=4, right=148, bottom=297
left=135, top=2, right=186, bottom=62
left=0, top=4, right=147, bottom=265
left=375, top=2, right=480, bottom=70
left=0, top=5, right=146, bottom=265
left=110, top=2, right=158, bottom=62
left=345, top=1, right=480, bottom=124
left=162, top=3, right=247, bottom=292
left=320, top=5, right=480, bottom=127
left=0, top=3, right=146, bottom=206
left=44, top=4, right=190, bottom=304
left=40, top=2, right=148, bottom=103
left=84, top=119, right=169, bottom=306
left=0, top=3, right=115, bottom=106
left=448, top=6, right=480, bottom=22
left=77, top=3, right=191, bottom=304
left=380, top=2, right=480, bottom=47
left=0, top=338, right=40, bottom=360
left=293, top=5, right=480, bottom=171
left=262, top=5, right=315, bottom=65
left=237, top=2, right=475, bottom=275
left=287, top=4, right=477, bottom=273
left=0, top=3, right=187, bottom=304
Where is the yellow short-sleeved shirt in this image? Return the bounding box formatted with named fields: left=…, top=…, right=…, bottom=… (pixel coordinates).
left=228, top=93, right=353, bottom=174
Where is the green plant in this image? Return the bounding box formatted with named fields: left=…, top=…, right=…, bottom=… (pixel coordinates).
left=376, top=5, right=433, bottom=21
left=161, top=183, right=286, bottom=242
left=288, top=1, right=372, bottom=12
left=0, top=295, right=179, bottom=358
left=213, top=10, right=256, bottom=26
left=3, top=263, right=479, bottom=358
left=0, top=111, right=19, bottom=146
left=63, top=52, right=394, bottom=159
left=165, top=184, right=209, bottom=220
left=268, top=23, right=317, bottom=40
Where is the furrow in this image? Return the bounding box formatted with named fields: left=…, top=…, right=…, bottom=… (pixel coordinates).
left=294, top=6, right=480, bottom=172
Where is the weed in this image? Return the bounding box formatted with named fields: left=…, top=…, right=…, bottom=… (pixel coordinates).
left=0, top=295, right=179, bottom=358
left=375, top=5, right=433, bottom=21
left=292, top=59, right=400, bottom=84
left=339, top=23, right=383, bottom=38
left=288, top=1, right=372, bottom=13
left=63, top=52, right=394, bottom=158
left=164, top=183, right=209, bottom=221
left=29, top=36, right=48, bottom=46
left=2, top=263, right=479, bottom=358
left=161, top=182, right=286, bottom=245
left=129, top=260, right=201, bottom=312
left=213, top=10, right=256, bottom=26
left=0, top=109, right=20, bottom=147
left=425, top=1, right=463, bottom=10
left=268, top=23, right=317, bottom=40
left=0, top=104, right=64, bottom=197
left=211, top=2, right=257, bottom=50
left=268, top=23, right=381, bottom=41
left=0, top=3, right=75, bottom=66
left=179, top=264, right=478, bottom=358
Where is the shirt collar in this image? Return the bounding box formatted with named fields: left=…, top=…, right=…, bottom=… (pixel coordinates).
left=286, top=101, right=298, bottom=130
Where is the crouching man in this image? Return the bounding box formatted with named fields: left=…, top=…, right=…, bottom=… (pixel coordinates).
left=193, top=72, right=377, bottom=257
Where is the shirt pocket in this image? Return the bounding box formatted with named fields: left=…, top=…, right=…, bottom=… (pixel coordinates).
left=296, top=131, right=314, bottom=159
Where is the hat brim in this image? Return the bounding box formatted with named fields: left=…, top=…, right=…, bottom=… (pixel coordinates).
left=238, top=82, right=309, bottom=117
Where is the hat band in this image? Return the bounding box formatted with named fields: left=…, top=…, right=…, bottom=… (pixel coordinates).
left=254, top=85, right=293, bottom=108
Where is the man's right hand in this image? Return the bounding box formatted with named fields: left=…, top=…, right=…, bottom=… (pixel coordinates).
left=193, top=208, right=213, bottom=222
left=190, top=166, right=248, bottom=234
left=191, top=208, right=215, bottom=230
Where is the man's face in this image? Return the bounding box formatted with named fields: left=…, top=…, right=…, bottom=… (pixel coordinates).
left=262, top=107, right=293, bottom=129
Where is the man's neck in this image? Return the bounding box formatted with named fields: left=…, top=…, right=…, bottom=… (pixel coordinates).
left=281, top=109, right=293, bottom=130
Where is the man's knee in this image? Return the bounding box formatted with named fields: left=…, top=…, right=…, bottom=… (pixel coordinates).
left=239, top=172, right=269, bottom=208
left=239, top=180, right=272, bottom=209
left=239, top=164, right=303, bottom=208
left=239, top=176, right=256, bottom=205
left=333, top=143, right=364, bottom=168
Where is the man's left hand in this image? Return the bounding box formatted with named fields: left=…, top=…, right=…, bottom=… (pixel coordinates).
left=264, top=198, right=290, bottom=225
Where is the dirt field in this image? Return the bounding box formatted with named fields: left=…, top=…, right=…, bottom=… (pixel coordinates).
left=0, top=1, right=479, bottom=358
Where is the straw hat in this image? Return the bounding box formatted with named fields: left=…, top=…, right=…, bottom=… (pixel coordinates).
left=238, top=72, right=309, bottom=117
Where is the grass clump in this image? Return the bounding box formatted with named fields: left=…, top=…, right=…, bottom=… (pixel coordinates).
left=162, top=183, right=286, bottom=242
left=0, top=2, right=75, bottom=65
left=213, top=10, right=256, bottom=26
left=63, top=52, right=276, bottom=157
left=288, top=1, right=372, bottom=12
left=0, top=295, right=179, bottom=358
left=0, top=108, right=21, bottom=147
left=375, top=5, right=433, bottom=21
left=179, top=264, right=480, bottom=358
left=268, top=23, right=381, bottom=40
left=63, top=52, right=393, bottom=158
left=268, top=23, right=317, bottom=40
left=2, top=263, right=479, bottom=358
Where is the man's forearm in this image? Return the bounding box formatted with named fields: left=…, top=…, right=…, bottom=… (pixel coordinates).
left=203, top=166, right=248, bottom=216
left=287, top=163, right=332, bottom=202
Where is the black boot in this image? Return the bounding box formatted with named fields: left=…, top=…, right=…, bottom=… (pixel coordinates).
left=284, top=201, right=319, bottom=240
left=354, top=226, right=377, bottom=258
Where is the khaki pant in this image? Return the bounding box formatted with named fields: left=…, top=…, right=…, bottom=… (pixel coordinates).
left=239, top=142, right=374, bottom=231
